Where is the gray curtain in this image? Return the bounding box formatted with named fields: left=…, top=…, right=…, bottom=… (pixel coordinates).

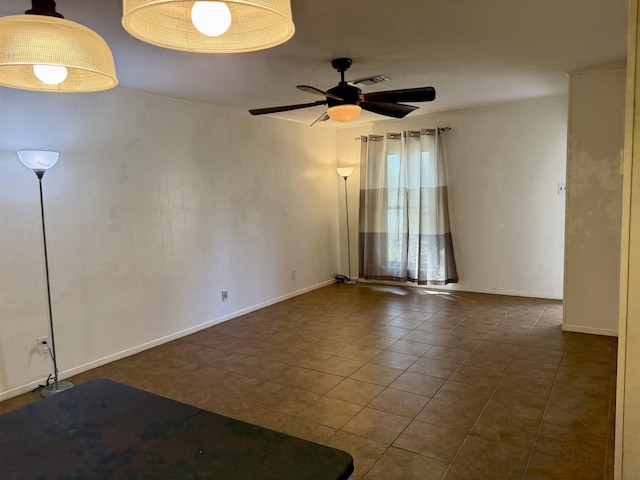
left=358, top=128, right=458, bottom=285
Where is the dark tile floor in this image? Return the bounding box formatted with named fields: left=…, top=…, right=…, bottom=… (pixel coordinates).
left=0, top=283, right=617, bottom=479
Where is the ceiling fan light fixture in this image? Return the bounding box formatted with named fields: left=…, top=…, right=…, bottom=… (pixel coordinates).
left=122, top=0, right=295, bottom=53
left=0, top=4, right=118, bottom=93
left=328, top=104, right=362, bottom=123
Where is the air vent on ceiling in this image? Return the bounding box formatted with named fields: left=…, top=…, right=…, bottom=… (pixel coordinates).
left=350, top=75, right=389, bottom=87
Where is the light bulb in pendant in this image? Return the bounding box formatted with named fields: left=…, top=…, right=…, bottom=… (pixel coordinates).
left=191, top=1, right=232, bottom=37
left=33, top=65, right=68, bottom=85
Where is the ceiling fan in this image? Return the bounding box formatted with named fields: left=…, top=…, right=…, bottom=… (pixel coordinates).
left=249, top=58, right=436, bottom=125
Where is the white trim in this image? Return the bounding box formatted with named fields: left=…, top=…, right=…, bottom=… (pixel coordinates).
left=617, top=1, right=639, bottom=477
left=0, top=279, right=334, bottom=402
left=562, top=323, right=618, bottom=337
left=568, top=61, right=628, bottom=76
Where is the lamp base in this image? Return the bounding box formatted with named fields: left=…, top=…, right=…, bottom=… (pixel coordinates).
left=40, top=380, right=74, bottom=398
left=335, top=274, right=358, bottom=285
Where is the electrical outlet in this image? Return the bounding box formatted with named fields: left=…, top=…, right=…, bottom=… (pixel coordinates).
left=557, top=183, right=566, bottom=195
left=291, top=269, right=296, bottom=280
left=36, top=336, right=50, bottom=355
left=221, top=290, right=228, bottom=301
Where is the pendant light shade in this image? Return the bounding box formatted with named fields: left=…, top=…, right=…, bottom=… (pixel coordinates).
left=0, top=10, right=118, bottom=93
left=122, top=0, right=295, bottom=53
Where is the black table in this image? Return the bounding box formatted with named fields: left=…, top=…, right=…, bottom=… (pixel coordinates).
left=0, top=378, right=354, bottom=479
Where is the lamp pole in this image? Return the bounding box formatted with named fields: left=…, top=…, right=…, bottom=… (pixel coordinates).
left=36, top=171, right=71, bottom=396
left=342, top=175, right=352, bottom=280
left=336, top=167, right=357, bottom=285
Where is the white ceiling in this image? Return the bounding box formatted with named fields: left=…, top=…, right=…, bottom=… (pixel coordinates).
left=0, top=0, right=628, bottom=127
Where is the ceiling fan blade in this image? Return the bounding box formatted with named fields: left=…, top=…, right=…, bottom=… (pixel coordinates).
left=249, top=100, right=327, bottom=116
left=310, top=112, right=330, bottom=127
left=297, top=85, right=343, bottom=101
left=360, top=87, right=436, bottom=103
left=360, top=102, right=418, bottom=118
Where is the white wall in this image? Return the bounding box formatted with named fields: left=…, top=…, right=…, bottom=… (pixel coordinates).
left=563, top=65, right=626, bottom=337
left=336, top=96, right=568, bottom=299
left=0, top=87, right=339, bottom=400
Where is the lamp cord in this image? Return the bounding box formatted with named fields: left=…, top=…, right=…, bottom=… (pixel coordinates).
left=32, top=374, right=53, bottom=393
left=47, top=344, right=58, bottom=375
left=30, top=343, right=57, bottom=393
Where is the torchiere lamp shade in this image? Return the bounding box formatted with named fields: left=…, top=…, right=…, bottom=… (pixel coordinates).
left=337, top=167, right=354, bottom=178
left=18, top=150, right=59, bottom=171
left=122, top=0, right=295, bottom=53
left=0, top=14, right=118, bottom=93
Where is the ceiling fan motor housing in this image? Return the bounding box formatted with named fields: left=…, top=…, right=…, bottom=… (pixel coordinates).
left=327, top=83, right=361, bottom=107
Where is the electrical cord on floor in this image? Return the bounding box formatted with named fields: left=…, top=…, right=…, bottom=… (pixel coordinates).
left=32, top=374, right=53, bottom=393
left=31, top=340, right=57, bottom=393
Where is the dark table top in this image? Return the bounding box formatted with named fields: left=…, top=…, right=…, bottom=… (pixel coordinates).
left=0, top=378, right=354, bottom=480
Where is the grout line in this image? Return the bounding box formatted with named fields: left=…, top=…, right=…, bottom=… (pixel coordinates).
left=519, top=335, right=568, bottom=478
left=440, top=304, right=519, bottom=478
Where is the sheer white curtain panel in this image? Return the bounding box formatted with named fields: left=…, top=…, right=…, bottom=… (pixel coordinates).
left=358, top=128, right=458, bottom=285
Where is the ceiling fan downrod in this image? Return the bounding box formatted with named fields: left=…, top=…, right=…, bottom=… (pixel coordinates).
left=331, top=58, right=353, bottom=84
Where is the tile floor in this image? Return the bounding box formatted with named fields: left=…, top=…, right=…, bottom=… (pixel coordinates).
left=0, top=283, right=617, bottom=479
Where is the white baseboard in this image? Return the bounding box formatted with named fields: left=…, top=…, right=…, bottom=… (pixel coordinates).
left=562, top=323, right=619, bottom=337
left=0, top=279, right=335, bottom=402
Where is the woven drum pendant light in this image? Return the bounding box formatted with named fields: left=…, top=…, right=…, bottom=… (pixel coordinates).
left=0, top=1, right=118, bottom=93
left=122, top=0, right=295, bottom=53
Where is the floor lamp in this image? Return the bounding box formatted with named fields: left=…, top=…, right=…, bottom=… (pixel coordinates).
left=336, top=167, right=357, bottom=285
left=18, top=150, right=73, bottom=398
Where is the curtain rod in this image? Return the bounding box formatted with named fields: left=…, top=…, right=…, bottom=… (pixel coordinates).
left=355, top=127, right=451, bottom=140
